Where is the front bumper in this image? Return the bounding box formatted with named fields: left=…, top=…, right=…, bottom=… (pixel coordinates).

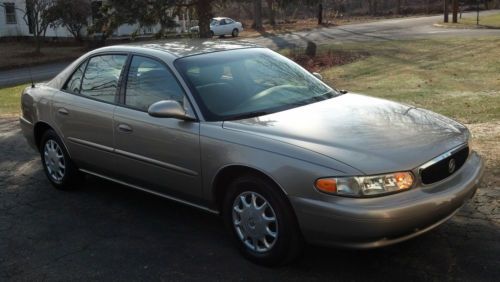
left=290, top=151, right=484, bottom=249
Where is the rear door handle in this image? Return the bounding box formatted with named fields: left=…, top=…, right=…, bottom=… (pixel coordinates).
left=57, top=108, right=69, bottom=115
left=117, top=124, right=133, bottom=133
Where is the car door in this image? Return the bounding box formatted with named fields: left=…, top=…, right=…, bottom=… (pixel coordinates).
left=211, top=20, right=221, bottom=35
left=53, top=54, right=127, bottom=176
left=112, top=55, right=202, bottom=200
left=225, top=18, right=235, bottom=33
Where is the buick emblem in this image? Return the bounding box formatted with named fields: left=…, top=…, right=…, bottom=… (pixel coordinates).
left=448, top=159, right=456, bottom=173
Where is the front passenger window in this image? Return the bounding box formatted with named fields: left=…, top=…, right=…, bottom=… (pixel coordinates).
left=80, top=55, right=127, bottom=103
left=125, top=56, right=185, bottom=111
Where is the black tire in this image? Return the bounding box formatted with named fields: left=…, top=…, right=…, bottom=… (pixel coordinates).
left=232, top=28, right=239, bottom=37
left=223, top=174, right=303, bottom=266
left=40, top=129, right=81, bottom=190
left=210, top=31, right=214, bottom=37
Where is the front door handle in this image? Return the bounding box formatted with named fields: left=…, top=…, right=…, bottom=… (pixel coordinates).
left=117, top=124, right=133, bottom=133
left=57, top=108, right=69, bottom=115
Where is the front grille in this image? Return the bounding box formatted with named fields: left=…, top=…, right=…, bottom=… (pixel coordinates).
left=420, top=146, right=469, bottom=185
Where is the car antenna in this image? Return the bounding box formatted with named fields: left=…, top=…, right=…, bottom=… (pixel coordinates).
left=28, top=62, right=35, bottom=88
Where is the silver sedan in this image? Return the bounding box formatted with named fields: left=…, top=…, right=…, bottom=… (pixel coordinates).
left=19, top=40, right=484, bottom=266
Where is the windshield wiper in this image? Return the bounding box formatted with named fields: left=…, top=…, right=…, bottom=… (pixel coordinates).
left=225, top=111, right=272, bottom=121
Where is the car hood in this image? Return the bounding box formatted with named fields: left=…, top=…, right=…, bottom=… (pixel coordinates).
left=223, top=94, right=468, bottom=175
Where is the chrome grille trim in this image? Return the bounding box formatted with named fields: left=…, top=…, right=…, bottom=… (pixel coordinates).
left=419, top=143, right=469, bottom=171
left=418, top=143, right=469, bottom=185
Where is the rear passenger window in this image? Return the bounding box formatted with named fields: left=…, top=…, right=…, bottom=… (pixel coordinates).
left=63, top=62, right=86, bottom=94
left=125, top=56, right=185, bottom=111
left=80, top=55, right=127, bottom=103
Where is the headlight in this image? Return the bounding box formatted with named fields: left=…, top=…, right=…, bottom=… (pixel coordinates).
left=315, top=172, right=414, bottom=197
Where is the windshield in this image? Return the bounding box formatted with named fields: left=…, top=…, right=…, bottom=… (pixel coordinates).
left=174, top=48, right=337, bottom=121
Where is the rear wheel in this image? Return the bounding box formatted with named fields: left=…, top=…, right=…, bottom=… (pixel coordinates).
left=223, top=174, right=303, bottom=266
left=40, top=129, right=81, bottom=190
left=232, top=28, right=239, bottom=37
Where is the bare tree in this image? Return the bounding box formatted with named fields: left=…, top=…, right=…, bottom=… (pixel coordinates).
left=50, top=0, right=92, bottom=43
left=266, top=0, right=275, bottom=26
left=318, top=2, right=323, bottom=24
left=452, top=0, right=458, bottom=23
left=0, top=0, right=56, bottom=53
left=368, top=0, right=378, bottom=16
left=25, top=0, right=57, bottom=54
left=444, top=0, right=449, bottom=22
left=252, top=0, right=263, bottom=29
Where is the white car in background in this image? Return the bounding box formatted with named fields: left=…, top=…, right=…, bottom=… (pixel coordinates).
left=190, top=17, right=243, bottom=37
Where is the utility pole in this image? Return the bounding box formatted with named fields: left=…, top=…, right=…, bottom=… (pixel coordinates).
left=476, top=0, right=480, bottom=25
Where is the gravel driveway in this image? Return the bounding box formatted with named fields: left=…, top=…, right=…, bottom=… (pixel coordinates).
left=0, top=117, right=499, bottom=281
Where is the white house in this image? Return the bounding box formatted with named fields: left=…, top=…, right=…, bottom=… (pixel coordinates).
left=1, top=0, right=74, bottom=37
left=1, top=0, right=190, bottom=38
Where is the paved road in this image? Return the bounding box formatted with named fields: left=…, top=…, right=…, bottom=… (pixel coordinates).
left=1, top=11, right=499, bottom=88
left=0, top=61, right=71, bottom=89
left=1, top=117, right=499, bottom=280
left=249, top=10, right=500, bottom=49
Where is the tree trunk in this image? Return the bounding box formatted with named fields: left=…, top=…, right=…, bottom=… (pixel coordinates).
left=396, top=0, right=401, bottom=15
left=452, top=0, right=458, bottom=23
left=444, top=0, right=449, bottom=22
left=318, top=3, right=323, bottom=25
left=35, top=36, right=41, bottom=54
left=252, top=0, right=262, bottom=29
left=197, top=0, right=212, bottom=38
left=266, top=0, right=275, bottom=26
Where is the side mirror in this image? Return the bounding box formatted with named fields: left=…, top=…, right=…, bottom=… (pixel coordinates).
left=312, top=72, right=323, bottom=81
left=148, top=100, right=195, bottom=121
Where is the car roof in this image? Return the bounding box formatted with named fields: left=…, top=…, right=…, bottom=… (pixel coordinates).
left=213, top=17, right=230, bottom=20
left=97, top=39, right=261, bottom=59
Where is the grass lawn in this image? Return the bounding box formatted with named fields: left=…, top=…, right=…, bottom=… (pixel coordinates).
left=436, top=13, right=500, bottom=29
left=314, top=37, right=500, bottom=124
left=461, top=12, right=500, bottom=28
left=0, top=84, right=27, bottom=116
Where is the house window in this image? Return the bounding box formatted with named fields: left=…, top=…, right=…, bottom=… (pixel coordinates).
left=4, top=2, right=16, bottom=24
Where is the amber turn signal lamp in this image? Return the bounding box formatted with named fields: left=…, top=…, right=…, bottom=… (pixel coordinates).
left=315, top=178, right=337, bottom=193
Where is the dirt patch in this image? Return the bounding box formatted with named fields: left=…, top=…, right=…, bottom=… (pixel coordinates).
left=467, top=121, right=500, bottom=188
left=289, top=49, right=368, bottom=72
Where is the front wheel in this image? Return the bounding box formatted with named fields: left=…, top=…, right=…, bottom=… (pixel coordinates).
left=40, top=129, right=81, bottom=190
left=223, top=174, right=303, bottom=266
left=232, top=28, right=239, bottom=37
